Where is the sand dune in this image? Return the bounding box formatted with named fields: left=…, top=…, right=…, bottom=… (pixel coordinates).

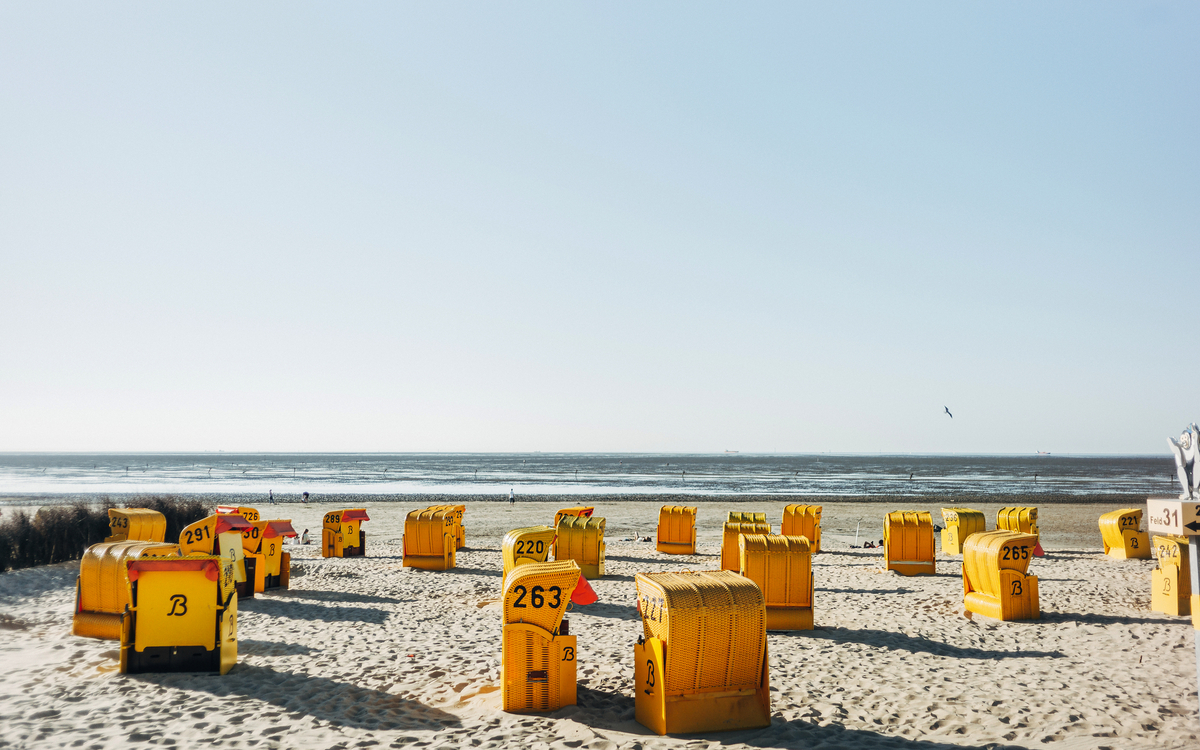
left=0, top=499, right=1197, bottom=749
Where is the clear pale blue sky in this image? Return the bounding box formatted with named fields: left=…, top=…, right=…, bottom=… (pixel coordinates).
left=0, top=3, right=1196, bottom=453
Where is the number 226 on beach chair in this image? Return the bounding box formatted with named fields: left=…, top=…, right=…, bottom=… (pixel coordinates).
left=501, top=560, right=580, bottom=712
left=634, top=570, right=770, bottom=735
left=119, top=555, right=238, bottom=675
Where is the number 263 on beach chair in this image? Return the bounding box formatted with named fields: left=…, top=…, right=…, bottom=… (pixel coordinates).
left=501, top=560, right=580, bottom=712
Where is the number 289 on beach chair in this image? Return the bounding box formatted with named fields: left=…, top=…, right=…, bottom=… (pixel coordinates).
left=322, top=509, right=370, bottom=558
left=634, top=570, right=771, bottom=735
left=119, top=555, right=238, bottom=675
left=501, top=560, right=580, bottom=712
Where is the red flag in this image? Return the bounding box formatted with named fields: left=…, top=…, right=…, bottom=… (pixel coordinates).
left=1033, top=541, right=1045, bottom=557
left=570, top=574, right=597, bottom=605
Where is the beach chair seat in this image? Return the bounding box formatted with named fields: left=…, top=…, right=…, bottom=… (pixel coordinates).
left=633, top=570, right=770, bottom=735
left=884, top=511, right=936, bottom=576
left=501, top=560, right=580, bottom=712
left=1152, top=535, right=1191, bottom=616
left=720, top=519, right=771, bottom=571
left=554, top=515, right=605, bottom=579
left=105, top=508, right=167, bottom=543
left=322, top=509, right=370, bottom=558
left=72, top=540, right=181, bottom=640
left=553, top=506, right=594, bottom=528
left=1098, top=509, right=1150, bottom=560
left=940, top=508, right=986, bottom=556
left=962, top=530, right=1040, bottom=621
left=781, top=504, right=822, bottom=553
left=656, top=506, right=697, bottom=555
left=428, top=504, right=466, bottom=549
left=402, top=508, right=454, bottom=570
left=502, top=526, right=555, bottom=577
left=739, top=533, right=813, bottom=630
left=996, top=507, right=1043, bottom=556
left=119, top=555, right=238, bottom=675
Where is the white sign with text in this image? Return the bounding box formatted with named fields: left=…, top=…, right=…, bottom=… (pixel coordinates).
left=1146, top=498, right=1200, bottom=536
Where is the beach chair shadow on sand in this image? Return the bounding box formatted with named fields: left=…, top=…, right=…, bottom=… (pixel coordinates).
left=131, top=664, right=461, bottom=732
left=238, top=597, right=390, bottom=624
left=572, top=685, right=1029, bottom=750
left=801, top=626, right=1064, bottom=660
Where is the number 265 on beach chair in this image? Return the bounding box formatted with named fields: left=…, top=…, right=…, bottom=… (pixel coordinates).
left=634, top=570, right=771, bottom=735
left=119, top=555, right=238, bottom=675
left=961, top=530, right=1040, bottom=621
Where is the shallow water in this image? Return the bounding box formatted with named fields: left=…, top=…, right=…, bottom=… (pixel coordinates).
left=0, top=452, right=1178, bottom=499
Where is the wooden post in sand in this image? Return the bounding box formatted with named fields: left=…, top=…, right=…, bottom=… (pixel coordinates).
left=1147, top=498, right=1200, bottom=725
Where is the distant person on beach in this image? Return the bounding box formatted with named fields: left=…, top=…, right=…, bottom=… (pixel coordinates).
left=509, top=489, right=515, bottom=505
left=301, top=529, right=310, bottom=545
left=269, top=489, right=274, bottom=503
left=302, top=491, right=309, bottom=503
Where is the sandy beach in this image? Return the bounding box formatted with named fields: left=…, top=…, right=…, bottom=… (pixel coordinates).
left=1, top=499, right=1197, bottom=749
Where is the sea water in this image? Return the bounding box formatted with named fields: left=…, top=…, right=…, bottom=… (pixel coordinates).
left=0, top=453, right=1177, bottom=499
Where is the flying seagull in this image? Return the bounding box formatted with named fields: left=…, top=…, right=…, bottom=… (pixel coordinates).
left=944, top=406, right=953, bottom=418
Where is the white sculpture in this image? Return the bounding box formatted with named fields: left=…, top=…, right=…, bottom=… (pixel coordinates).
left=1168, top=423, right=1200, bottom=500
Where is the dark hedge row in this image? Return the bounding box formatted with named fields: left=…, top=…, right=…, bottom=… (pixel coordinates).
left=0, top=496, right=211, bottom=573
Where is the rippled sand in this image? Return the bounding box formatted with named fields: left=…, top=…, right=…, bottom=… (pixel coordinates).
left=1, top=499, right=1196, bottom=749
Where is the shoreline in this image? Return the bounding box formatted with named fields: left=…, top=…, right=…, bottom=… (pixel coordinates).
left=0, top=490, right=1162, bottom=507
